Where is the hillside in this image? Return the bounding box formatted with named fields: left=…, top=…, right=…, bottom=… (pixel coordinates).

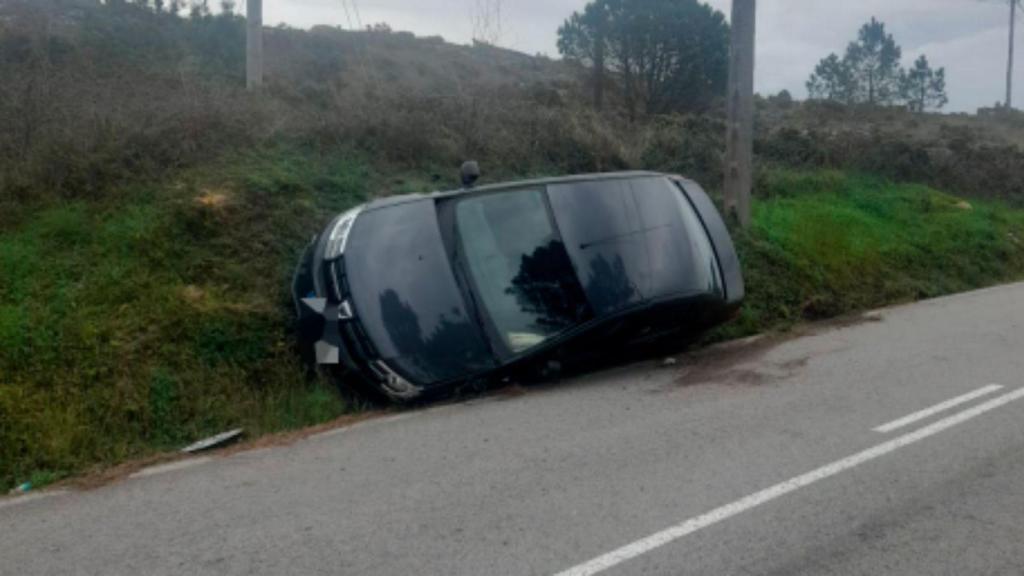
left=4, top=0, right=1024, bottom=490
left=757, top=101, right=1024, bottom=204
left=7, top=0, right=1024, bottom=207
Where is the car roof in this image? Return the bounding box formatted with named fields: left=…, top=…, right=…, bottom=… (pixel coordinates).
left=364, top=171, right=681, bottom=212
left=461, top=170, right=668, bottom=194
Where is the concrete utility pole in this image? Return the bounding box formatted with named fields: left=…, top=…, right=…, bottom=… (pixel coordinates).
left=723, top=0, right=756, bottom=228
left=1008, top=0, right=1017, bottom=108
left=246, top=0, right=263, bottom=90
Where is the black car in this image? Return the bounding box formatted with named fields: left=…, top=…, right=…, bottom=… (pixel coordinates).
left=292, top=171, right=743, bottom=401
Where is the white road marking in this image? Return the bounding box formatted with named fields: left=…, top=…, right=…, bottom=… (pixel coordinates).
left=873, top=383, right=1004, bottom=433
left=553, top=386, right=1024, bottom=576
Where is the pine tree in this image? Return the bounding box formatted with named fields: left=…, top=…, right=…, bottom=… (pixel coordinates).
left=900, top=55, right=948, bottom=113
left=807, top=53, right=855, bottom=103
left=844, top=18, right=903, bottom=105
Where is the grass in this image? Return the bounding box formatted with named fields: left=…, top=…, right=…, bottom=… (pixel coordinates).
left=711, top=169, right=1024, bottom=341
left=0, top=146, right=388, bottom=490
left=5, top=160, right=1024, bottom=491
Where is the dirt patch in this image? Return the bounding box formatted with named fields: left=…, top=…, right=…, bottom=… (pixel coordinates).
left=491, top=383, right=530, bottom=399
left=181, top=284, right=206, bottom=304
left=179, top=284, right=272, bottom=314
left=193, top=189, right=232, bottom=209
left=677, top=333, right=791, bottom=387
left=675, top=310, right=883, bottom=387
left=776, top=356, right=810, bottom=372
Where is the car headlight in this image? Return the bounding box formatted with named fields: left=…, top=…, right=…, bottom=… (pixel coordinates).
left=323, top=206, right=363, bottom=260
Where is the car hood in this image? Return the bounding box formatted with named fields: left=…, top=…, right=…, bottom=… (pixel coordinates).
left=343, top=198, right=497, bottom=387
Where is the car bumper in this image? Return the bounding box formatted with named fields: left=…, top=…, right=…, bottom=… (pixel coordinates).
left=292, top=236, right=425, bottom=401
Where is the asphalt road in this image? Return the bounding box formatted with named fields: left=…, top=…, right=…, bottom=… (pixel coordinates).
left=5, top=283, right=1024, bottom=576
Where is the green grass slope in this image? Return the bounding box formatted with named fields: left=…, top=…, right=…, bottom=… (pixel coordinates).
left=719, top=170, right=1024, bottom=340
left=1, top=149, right=375, bottom=489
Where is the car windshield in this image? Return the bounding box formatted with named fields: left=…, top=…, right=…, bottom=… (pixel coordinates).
left=455, top=188, right=592, bottom=355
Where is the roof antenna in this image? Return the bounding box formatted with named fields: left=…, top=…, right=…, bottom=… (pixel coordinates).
left=460, top=161, right=480, bottom=189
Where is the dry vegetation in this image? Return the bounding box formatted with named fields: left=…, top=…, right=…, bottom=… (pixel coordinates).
left=757, top=100, right=1024, bottom=203
left=4, top=0, right=1024, bottom=208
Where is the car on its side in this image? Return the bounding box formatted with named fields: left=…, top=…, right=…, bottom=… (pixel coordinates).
left=292, top=171, right=743, bottom=401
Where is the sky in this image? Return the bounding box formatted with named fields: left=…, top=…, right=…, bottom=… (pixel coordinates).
left=261, top=0, right=1021, bottom=113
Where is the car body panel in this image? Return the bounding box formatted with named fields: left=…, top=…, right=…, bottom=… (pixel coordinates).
left=675, top=178, right=745, bottom=305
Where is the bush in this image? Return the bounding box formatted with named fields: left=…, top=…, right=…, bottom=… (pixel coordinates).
left=756, top=101, right=1024, bottom=205
left=639, top=114, right=725, bottom=184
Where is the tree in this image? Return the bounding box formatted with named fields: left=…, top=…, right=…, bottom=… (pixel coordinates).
left=845, top=17, right=902, bottom=105
left=900, top=55, right=947, bottom=112
left=557, top=0, right=730, bottom=117
left=189, top=0, right=210, bottom=19
left=807, top=53, right=855, bottom=103
left=806, top=17, right=945, bottom=109
left=557, top=2, right=609, bottom=109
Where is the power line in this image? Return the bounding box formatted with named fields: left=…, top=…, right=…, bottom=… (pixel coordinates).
left=348, top=0, right=379, bottom=94
left=349, top=0, right=366, bottom=30
left=339, top=0, right=382, bottom=93
left=339, top=0, right=356, bottom=31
